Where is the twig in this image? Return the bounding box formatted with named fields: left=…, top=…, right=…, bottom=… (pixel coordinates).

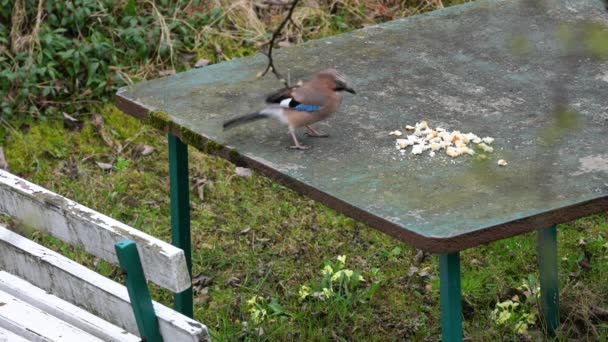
left=260, top=0, right=301, bottom=87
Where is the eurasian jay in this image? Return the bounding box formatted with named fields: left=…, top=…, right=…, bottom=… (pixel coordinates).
left=222, top=68, right=355, bottom=150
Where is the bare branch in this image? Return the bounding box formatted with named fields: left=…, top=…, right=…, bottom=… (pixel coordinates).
left=260, top=0, right=300, bottom=87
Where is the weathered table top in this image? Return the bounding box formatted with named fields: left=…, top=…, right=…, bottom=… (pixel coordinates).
left=116, top=0, right=608, bottom=253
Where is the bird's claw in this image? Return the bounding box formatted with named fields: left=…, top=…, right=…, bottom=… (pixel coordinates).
left=289, top=144, right=312, bottom=150
left=304, top=132, right=329, bottom=138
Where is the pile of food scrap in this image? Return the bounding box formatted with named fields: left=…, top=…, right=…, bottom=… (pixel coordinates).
left=389, top=120, right=507, bottom=165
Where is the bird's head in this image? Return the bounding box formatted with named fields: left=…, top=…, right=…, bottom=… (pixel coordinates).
left=317, top=69, right=356, bottom=94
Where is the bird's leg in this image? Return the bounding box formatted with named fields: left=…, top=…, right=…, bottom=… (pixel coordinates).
left=289, top=129, right=311, bottom=150
left=304, top=125, right=329, bottom=138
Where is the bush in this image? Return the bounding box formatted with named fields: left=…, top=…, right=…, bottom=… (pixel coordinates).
left=0, top=0, right=232, bottom=119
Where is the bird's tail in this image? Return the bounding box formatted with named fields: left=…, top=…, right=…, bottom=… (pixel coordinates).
left=222, top=112, right=268, bottom=130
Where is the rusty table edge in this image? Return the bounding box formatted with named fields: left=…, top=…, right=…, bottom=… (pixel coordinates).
left=115, top=93, right=608, bottom=253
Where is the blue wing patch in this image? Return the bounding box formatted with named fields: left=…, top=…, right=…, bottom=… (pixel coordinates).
left=294, top=104, right=321, bottom=112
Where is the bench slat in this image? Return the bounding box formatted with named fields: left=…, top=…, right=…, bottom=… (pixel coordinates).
left=0, top=288, right=106, bottom=342
left=0, top=226, right=210, bottom=342
left=0, top=326, right=35, bottom=342
left=0, top=169, right=190, bottom=293
left=0, top=271, right=140, bottom=342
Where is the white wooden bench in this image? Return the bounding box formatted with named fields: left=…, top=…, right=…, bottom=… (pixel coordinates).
left=0, top=169, right=209, bottom=342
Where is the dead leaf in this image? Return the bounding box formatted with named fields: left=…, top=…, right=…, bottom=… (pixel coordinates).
left=239, top=228, right=251, bottom=235
left=134, top=143, right=155, bottom=156
left=224, top=276, right=241, bottom=286
left=179, top=53, right=197, bottom=63
left=0, top=147, right=8, bottom=171
left=92, top=115, right=120, bottom=151
left=192, top=273, right=213, bottom=289
left=159, top=69, right=176, bottom=77
left=191, top=175, right=208, bottom=201
left=194, top=58, right=211, bottom=68
left=407, top=266, right=418, bottom=277
left=578, top=258, right=592, bottom=271
left=413, top=249, right=426, bottom=265
left=63, top=112, right=83, bottom=131
left=96, top=162, right=113, bottom=170
left=578, top=238, right=587, bottom=247
left=19, top=123, right=30, bottom=133
left=235, top=167, right=252, bottom=178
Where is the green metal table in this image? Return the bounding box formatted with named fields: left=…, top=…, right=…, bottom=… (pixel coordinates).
left=116, top=0, right=608, bottom=339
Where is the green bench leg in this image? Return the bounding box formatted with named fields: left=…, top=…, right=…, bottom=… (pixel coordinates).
left=439, top=252, right=463, bottom=342
left=168, top=133, right=193, bottom=318
left=537, top=225, right=559, bottom=337
left=115, top=240, right=163, bottom=342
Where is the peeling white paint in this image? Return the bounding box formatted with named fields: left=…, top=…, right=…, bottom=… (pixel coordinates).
left=0, top=271, right=139, bottom=342
left=0, top=289, right=106, bottom=341
left=0, top=226, right=210, bottom=342
left=0, top=170, right=190, bottom=293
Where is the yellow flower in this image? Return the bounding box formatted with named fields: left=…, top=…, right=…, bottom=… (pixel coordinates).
left=515, top=321, right=528, bottom=335
left=322, top=287, right=333, bottom=298
left=321, top=265, right=333, bottom=275
left=343, top=270, right=354, bottom=278
left=298, top=285, right=310, bottom=300
left=246, top=296, right=258, bottom=306
left=337, top=255, right=346, bottom=264
left=358, top=275, right=365, bottom=282
left=331, top=270, right=344, bottom=281
left=494, top=310, right=511, bottom=325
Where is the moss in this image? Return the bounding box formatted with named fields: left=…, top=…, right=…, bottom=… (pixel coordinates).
left=203, top=139, right=224, bottom=154
left=179, top=126, right=204, bottom=147
left=146, top=111, right=172, bottom=131
left=228, top=149, right=240, bottom=159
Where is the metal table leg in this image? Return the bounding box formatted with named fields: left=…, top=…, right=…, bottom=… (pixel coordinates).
left=537, top=225, right=559, bottom=337
left=168, top=133, right=193, bottom=317
left=439, top=252, right=463, bottom=342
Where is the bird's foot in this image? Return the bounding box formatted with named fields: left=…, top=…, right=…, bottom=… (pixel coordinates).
left=289, top=144, right=312, bottom=150
left=304, top=132, right=329, bottom=138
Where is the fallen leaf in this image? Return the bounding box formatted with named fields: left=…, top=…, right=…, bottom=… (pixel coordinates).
left=224, top=276, right=241, bottom=286
left=92, top=115, right=120, bottom=151
left=407, top=266, right=419, bottom=277
left=159, top=69, right=176, bottom=77
left=179, top=53, right=197, bottom=63
left=96, top=162, right=113, bottom=170
left=63, top=112, right=83, bottom=131
left=194, top=58, right=211, bottom=68
left=191, top=175, right=208, bottom=201
left=192, top=273, right=213, bottom=289
left=578, top=238, right=586, bottom=247
left=239, top=228, right=251, bottom=235
left=19, top=123, right=30, bottom=133
left=0, top=147, right=7, bottom=171
left=135, top=144, right=155, bottom=156
left=200, top=243, right=213, bottom=249
left=413, top=249, right=426, bottom=265
left=235, top=167, right=252, bottom=178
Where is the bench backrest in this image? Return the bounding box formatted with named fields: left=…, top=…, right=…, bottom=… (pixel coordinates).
left=0, top=170, right=209, bottom=341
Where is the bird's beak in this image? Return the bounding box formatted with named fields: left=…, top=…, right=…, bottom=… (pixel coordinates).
left=345, top=87, right=356, bottom=94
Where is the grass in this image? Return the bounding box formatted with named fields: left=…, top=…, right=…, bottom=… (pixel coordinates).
left=3, top=105, right=608, bottom=341
left=2, top=0, right=608, bottom=340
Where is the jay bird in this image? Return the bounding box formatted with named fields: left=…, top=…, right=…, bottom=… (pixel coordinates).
left=222, top=68, right=355, bottom=150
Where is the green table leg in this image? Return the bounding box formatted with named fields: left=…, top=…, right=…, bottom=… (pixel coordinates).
left=115, top=240, right=163, bottom=342
left=168, top=133, right=193, bottom=318
left=537, top=226, right=559, bottom=337
left=439, top=252, right=463, bottom=342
